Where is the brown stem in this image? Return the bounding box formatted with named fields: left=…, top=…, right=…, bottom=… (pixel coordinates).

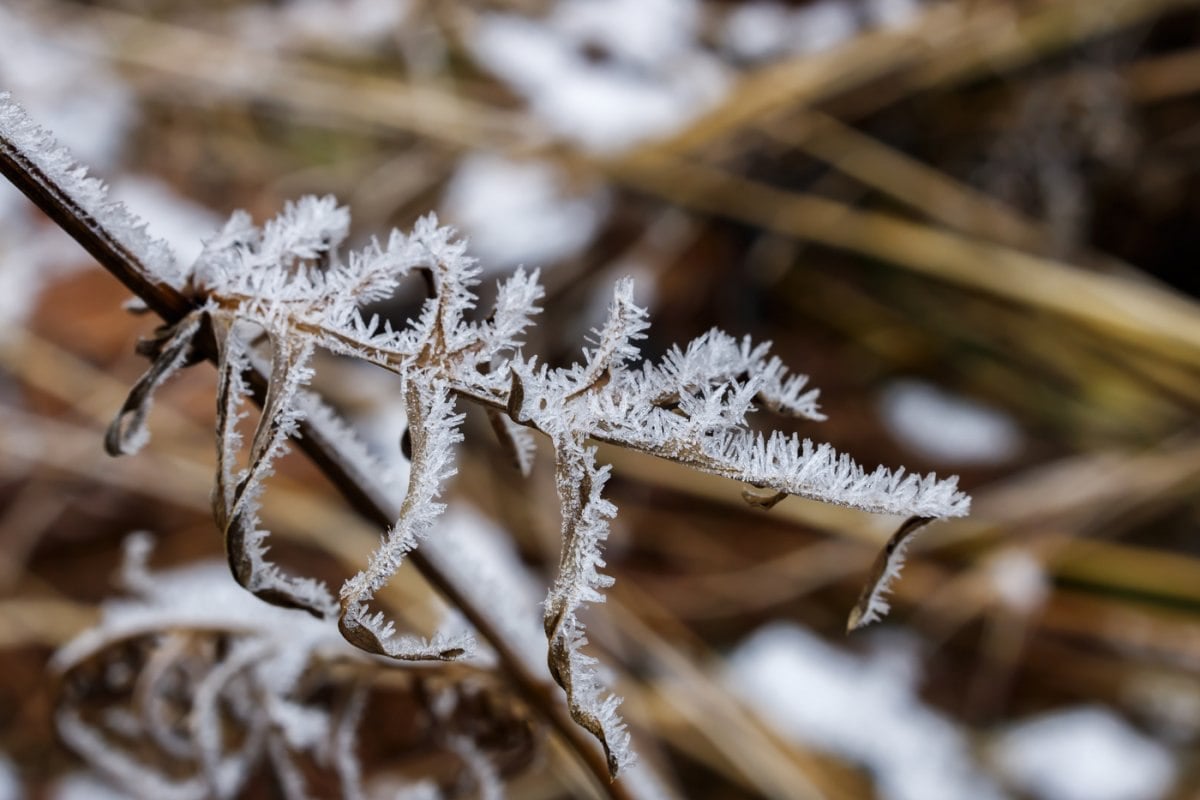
left=0, top=142, right=633, bottom=800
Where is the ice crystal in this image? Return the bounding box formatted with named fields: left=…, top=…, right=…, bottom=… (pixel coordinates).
left=0, top=91, right=971, bottom=779
left=107, top=198, right=969, bottom=776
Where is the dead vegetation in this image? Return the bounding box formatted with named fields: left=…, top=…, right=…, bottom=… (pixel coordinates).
left=3, top=0, right=1200, bottom=798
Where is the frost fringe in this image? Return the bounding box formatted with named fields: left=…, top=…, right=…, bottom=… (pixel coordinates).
left=104, top=198, right=968, bottom=776
left=1, top=92, right=970, bottom=781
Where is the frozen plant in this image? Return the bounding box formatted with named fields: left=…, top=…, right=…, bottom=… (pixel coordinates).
left=53, top=534, right=365, bottom=800
left=53, top=535, right=527, bottom=800
left=0, top=92, right=970, bottom=783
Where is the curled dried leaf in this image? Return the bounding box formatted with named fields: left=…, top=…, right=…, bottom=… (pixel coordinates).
left=543, top=442, right=632, bottom=779
left=506, top=365, right=526, bottom=422
left=211, top=317, right=336, bottom=619
left=338, top=379, right=473, bottom=662
left=486, top=407, right=537, bottom=476
left=105, top=310, right=204, bottom=456
left=847, top=515, right=934, bottom=632
left=741, top=488, right=788, bottom=510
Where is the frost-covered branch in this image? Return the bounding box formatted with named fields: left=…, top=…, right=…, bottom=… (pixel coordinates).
left=1, top=91, right=970, bottom=788
left=162, top=195, right=966, bottom=776
left=0, top=92, right=632, bottom=799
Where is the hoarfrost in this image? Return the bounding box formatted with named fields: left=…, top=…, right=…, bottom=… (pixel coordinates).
left=3, top=89, right=971, bottom=779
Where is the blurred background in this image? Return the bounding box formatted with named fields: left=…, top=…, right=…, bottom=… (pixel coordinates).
left=2, top=0, right=1200, bottom=798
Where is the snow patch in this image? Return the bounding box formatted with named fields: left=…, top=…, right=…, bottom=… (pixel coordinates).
left=721, top=0, right=859, bottom=62
left=793, top=0, right=861, bottom=56
left=986, top=548, right=1048, bottom=613
left=722, top=0, right=923, bottom=63
left=865, top=0, right=923, bottom=29
left=0, top=753, right=20, bottom=800
left=0, top=6, right=132, bottom=170
left=50, top=773, right=126, bottom=800
left=880, top=379, right=1021, bottom=466
left=991, top=707, right=1176, bottom=800
left=721, top=3, right=795, bottom=62
left=442, top=153, right=609, bottom=270
left=469, top=0, right=729, bottom=152
left=727, top=623, right=1007, bottom=800
left=235, top=0, right=410, bottom=51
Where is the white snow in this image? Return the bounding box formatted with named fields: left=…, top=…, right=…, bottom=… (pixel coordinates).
left=334, top=364, right=413, bottom=500
left=50, top=773, right=127, bottom=800
left=469, top=0, right=729, bottom=153
left=553, top=0, right=699, bottom=67
left=721, top=3, right=795, bottom=62
left=879, top=379, right=1022, bottom=466
left=727, top=623, right=1007, bottom=800
left=0, top=93, right=183, bottom=288
left=0, top=753, right=19, bottom=800
left=234, top=0, right=410, bottom=51
left=865, top=0, right=923, bottom=29
left=274, top=0, right=406, bottom=47
left=0, top=208, right=88, bottom=330
left=0, top=6, right=132, bottom=171
left=442, top=153, right=609, bottom=270
left=721, top=0, right=860, bottom=63
left=0, top=6, right=145, bottom=327
left=0, top=173, right=216, bottom=331
left=793, top=0, right=861, bottom=56
left=722, top=0, right=923, bottom=64
left=52, top=559, right=350, bottom=674
left=986, top=548, right=1048, bottom=613
left=0, top=11, right=217, bottom=297
left=991, top=707, right=1176, bottom=800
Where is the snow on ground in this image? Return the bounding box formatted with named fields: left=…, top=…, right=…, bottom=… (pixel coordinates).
left=879, top=378, right=1022, bottom=466
left=991, top=706, right=1176, bottom=800
left=0, top=6, right=132, bottom=169
left=721, top=0, right=924, bottom=63
left=0, top=6, right=137, bottom=327
left=726, top=622, right=1008, bottom=800
left=469, top=0, right=729, bottom=153
left=0, top=6, right=223, bottom=325
left=0, top=753, right=20, bottom=800
left=50, top=773, right=126, bottom=800
left=865, top=0, right=922, bottom=28
left=442, top=153, right=609, bottom=271
left=234, top=0, right=410, bottom=52
left=986, top=547, right=1048, bottom=613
